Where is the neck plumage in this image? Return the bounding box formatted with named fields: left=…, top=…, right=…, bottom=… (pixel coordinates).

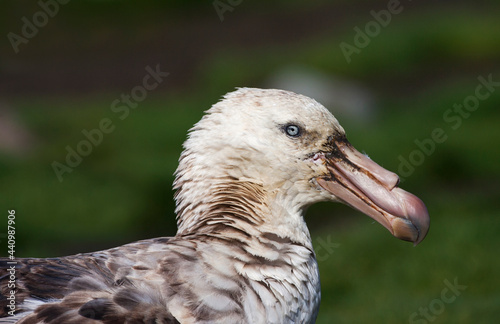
left=174, top=175, right=268, bottom=237
left=173, top=151, right=313, bottom=249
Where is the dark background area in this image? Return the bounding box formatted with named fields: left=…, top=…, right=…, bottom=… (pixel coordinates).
left=1, top=1, right=499, bottom=323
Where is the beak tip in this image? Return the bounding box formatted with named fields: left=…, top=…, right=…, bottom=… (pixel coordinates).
left=413, top=220, right=430, bottom=246
left=392, top=211, right=430, bottom=246
left=391, top=188, right=430, bottom=245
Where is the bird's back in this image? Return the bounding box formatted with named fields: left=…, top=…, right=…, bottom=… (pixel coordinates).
left=1, top=237, right=178, bottom=323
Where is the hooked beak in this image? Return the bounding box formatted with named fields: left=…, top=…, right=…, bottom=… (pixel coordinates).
left=316, top=138, right=430, bottom=245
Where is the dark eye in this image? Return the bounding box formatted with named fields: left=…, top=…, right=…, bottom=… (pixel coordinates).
left=285, top=124, right=301, bottom=137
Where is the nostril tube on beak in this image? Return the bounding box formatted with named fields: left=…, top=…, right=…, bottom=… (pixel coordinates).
left=336, top=141, right=400, bottom=190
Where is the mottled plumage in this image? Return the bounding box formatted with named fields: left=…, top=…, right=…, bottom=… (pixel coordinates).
left=0, top=88, right=429, bottom=323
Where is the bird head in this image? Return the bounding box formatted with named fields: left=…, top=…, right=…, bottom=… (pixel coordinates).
left=175, top=88, right=429, bottom=245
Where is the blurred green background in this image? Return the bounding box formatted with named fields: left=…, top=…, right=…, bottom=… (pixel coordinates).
left=1, top=0, right=499, bottom=323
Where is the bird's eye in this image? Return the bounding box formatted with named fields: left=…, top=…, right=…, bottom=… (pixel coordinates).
left=285, top=124, right=301, bottom=137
